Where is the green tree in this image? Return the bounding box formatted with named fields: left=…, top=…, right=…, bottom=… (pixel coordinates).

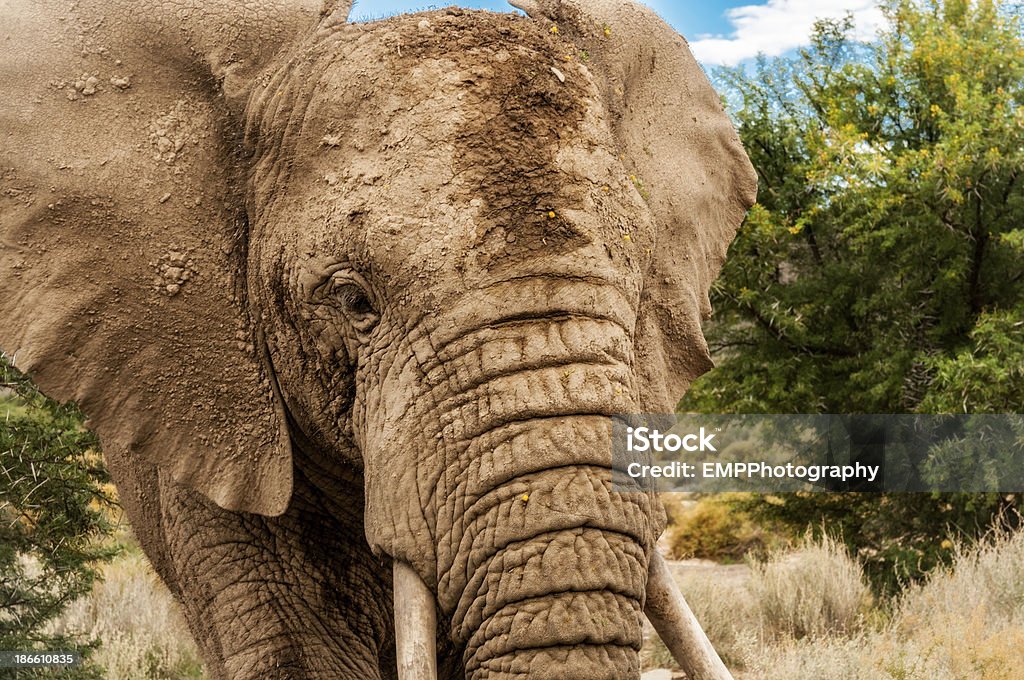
left=682, top=0, right=1024, bottom=591
left=1, top=355, right=118, bottom=678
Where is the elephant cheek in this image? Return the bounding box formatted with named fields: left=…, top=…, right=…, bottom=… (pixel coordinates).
left=355, top=332, right=447, bottom=581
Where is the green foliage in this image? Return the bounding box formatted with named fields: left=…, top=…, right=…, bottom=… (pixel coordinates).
left=682, top=0, right=1024, bottom=591
left=0, top=354, right=118, bottom=678
left=690, top=0, right=1024, bottom=413
left=729, top=492, right=1019, bottom=595
left=920, top=312, right=1024, bottom=411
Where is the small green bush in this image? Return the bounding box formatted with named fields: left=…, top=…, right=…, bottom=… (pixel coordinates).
left=1, top=354, right=119, bottom=678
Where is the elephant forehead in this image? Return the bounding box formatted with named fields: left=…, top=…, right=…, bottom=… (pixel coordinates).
left=249, top=10, right=650, bottom=307
left=288, top=11, right=603, bottom=202
left=248, top=10, right=598, bottom=197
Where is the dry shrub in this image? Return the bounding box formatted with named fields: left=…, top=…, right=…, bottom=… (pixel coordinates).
left=897, top=526, right=1024, bottom=629
left=640, top=557, right=759, bottom=671
left=676, top=570, right=760, bottom=667
left=749, top=532, right=873, bottom=640
left=663, top=494, right=768, bottom=561
left=747, top=635, right=887, bottom=680
left=47, top=550, right=205, bottom=679
left=743, top=527, right=1024, bottom=680
left=878, top=527, right=1024, bottom=680
left=643, top=533, right=871, bottom=674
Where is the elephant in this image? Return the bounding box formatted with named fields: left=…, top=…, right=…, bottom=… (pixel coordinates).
left=0, top=0, right=756, bottom=678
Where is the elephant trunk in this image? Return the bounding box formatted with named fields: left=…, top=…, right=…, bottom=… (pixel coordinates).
left=439, top=437, right=653, bottom=679
left=360, top=285, right=665, bottom=678
left=426, top=317, right=657, bottom=679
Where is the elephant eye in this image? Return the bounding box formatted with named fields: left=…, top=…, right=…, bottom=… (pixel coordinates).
left=338, top=285, right=375, bottom=317
left=325, top=272, right=379, bottom=335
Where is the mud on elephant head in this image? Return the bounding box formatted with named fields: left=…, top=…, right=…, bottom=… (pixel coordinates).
left=0, top=0, right=755, bottom=678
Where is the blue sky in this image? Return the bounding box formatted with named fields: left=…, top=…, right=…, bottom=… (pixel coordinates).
left=350, top=1, right=733, bottom=36
left=350, top=0, right=886, bottom=66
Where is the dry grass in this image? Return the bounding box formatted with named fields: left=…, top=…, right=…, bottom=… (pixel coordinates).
left=644, top=527, right=1024, bottom=680
left=748, top=532, right=873, bottom=640
left=47, top=549, right=206, bottom=680
left=642, top=533, right=870, bottom=671
left=869, top=527, right=1024, bottom=680
left=679, top=566, right=759, bottom=666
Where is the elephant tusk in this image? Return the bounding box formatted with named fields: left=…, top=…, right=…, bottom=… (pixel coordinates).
left=393, top=560, right=438, bottom=680
left=644, top=552, right=734, bottom=680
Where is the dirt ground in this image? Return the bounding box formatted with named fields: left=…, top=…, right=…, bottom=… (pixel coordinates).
left=666, top=558, right=752, bottom=589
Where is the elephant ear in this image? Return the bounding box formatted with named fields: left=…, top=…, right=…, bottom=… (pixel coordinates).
left=513, top=0, right=757, bottom=408
left=0, top=0, right=336, bottom=515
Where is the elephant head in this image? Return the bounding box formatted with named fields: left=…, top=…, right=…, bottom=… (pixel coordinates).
left=0, top=1, right=754, bottom=678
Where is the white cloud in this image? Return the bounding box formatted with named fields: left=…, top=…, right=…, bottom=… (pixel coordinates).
left=690, top=0, right=886, bottom=66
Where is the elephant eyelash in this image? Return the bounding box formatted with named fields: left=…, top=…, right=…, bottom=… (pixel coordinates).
left=327, top=275, right=380, bottom=335
left=336, top=284, right=375, bottom=317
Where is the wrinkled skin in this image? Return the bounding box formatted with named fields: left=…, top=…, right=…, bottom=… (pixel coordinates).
left=0, top=1, right=755, bottom=678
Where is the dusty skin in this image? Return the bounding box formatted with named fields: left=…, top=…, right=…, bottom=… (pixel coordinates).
left=0, top=1, right=755, bottom=678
